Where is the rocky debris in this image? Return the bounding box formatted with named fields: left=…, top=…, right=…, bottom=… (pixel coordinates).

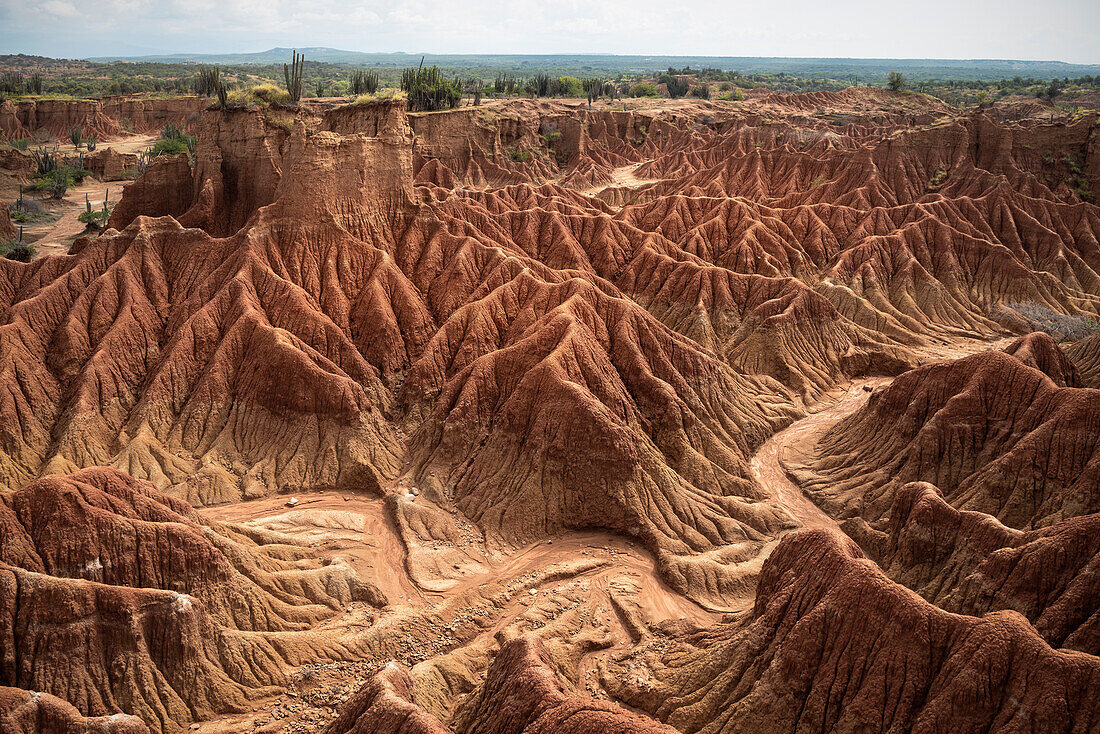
left=0, top=468, right=386, bottom=732
left=1066, top=332, right=1100, bottom=388
left=2, top=90, right=1100, bottom=733
left=0, top=96, right=204, bottom=141
left=850, top=481, right=1100, bottom=655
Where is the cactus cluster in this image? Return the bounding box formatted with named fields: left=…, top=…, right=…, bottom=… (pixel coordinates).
left=350, top=69, right=379, bottom=96
left=401, top=59, right=461, bottom=112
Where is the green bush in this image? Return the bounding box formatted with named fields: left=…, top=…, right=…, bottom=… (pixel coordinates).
left=351, top=69, right=379, bottom=96
left=33, top=166, right=87, bottom=199
left=78, top=208, right=111, bottom=227
left=631, top=82, right=658, bottom=98
left=557, top=76, right=583, bottom=96
left=887, top=71, right=906, bottom=92
left=151, top=123, right=196, bottom=158
left=718, top=88, right=745, bottom=102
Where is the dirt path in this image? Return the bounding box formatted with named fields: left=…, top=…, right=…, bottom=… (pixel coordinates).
left=749, top=336, right=1010, bottom=531
left=24, top=177, right=125, bottom=257
left=752, top=378, right=888, bottom=529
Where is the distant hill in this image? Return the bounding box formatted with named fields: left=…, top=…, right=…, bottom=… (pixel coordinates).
left=84, top=48, right=1100, bottom=81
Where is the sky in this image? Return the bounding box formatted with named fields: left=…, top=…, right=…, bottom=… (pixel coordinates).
left=2, top=0, right=1098, bottom=63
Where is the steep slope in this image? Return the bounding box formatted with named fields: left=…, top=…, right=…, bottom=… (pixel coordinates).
left=325, top=636, right=677, bottom=734
left=789, top=344, right=1100, bottom=529
left=850, top=481, right=1100, bottom=655
left=604, top=529, right=1100, bottom=733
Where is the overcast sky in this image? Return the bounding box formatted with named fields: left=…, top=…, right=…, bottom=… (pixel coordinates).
left=2, top=0, right=1098, bottom=63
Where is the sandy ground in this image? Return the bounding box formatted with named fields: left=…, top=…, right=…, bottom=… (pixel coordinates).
left=3, top=133, right=155, bottom=256
left=752, top=378, right=890, bottom=529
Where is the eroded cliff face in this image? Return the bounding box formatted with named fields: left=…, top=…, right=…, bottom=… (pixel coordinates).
left=2, top=89, right=1099, bottom=733
left=0, top=96, right=206, bottom=141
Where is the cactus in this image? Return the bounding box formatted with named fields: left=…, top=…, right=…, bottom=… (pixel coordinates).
left=401, top=59, right=461, bottom=112
left=351, top=70, right=379, bottom=96
left=216, top=83, right=228, bottom=109
left=195, top=66, right=221, bottom=96
left=283, top=50, right=304, bottom=103
left=31, top=146, right=60, bottom=176
left=69, top=125, right=83, bottom=150
left=583, top=78, right=603, bottom=107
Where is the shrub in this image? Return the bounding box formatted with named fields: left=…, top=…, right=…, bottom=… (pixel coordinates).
left=465, top=78, right=484, bottom=106
left=557, top=76, right=583, bottom=96
left=507, top=146, right=529, bottom=163
left=151, top=123, right=196, bottom=158
left=34, top=166, right=86, bottom=199
left=887, top=71, right=906, bottom=92
left=150, top=138, right=190, bottom=156
left=9, top=138, right=30, bottom=151
left=32, top=146, right=61, bottom=176
left=926, top=163, right=948, bottom=190
left=582, top=77, right=603, bottom=107
left=718, top=88, right=745, bottom=102
left=251, top=83, right=290, bottom=105
left=0, top=241, right=35, bottom=262
left=78, top=208, right=111, bottom=227
left=493, top=72, right=518, bottom=95
left=0, top=72, right=23, bottom=94
left=631, top=82, right=659, bottom=98
left=194, top=66, right=221, bottom=96
left=1001, top=302, right=1100, bottom=341
left=690, top=84, right=710, bottom=99
left=529, top=73, right=556, bottom=98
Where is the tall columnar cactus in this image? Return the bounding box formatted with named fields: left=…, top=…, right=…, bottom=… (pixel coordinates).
left=284, top=50, right=304, bottom=103
left=195, top=65, right=220, bottom=96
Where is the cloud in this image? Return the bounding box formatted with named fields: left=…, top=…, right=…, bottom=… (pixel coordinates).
left=37, top=0, right=80, bottom=17
left=1, top=0, right=1098, bottom=63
